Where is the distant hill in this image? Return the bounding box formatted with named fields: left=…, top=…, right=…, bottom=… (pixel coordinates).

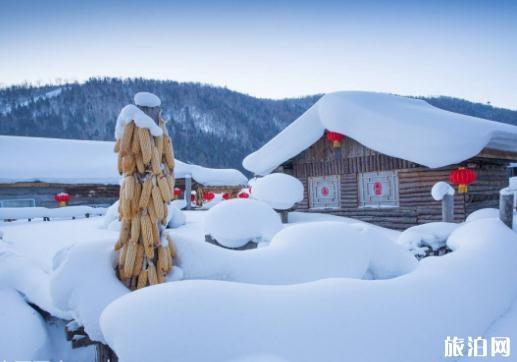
left=1, top=78, right=515, bottom=171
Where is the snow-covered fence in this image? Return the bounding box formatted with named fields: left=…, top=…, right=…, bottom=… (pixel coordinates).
left=0, top=205, right=107, bottom=221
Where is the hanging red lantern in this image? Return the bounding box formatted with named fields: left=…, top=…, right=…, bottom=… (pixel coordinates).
left=203, top=192, right=215, bottom=202
left=173, top=187, right=182, bottom=198
left=326, top=131, right=345, bottom=148
left=238, top=191, right=250, bottom=199
left=54, top=192, right=71, bottom=207
left=449, top=167, right=477, bottom=194
left=222, top=192, right=230, bottom=200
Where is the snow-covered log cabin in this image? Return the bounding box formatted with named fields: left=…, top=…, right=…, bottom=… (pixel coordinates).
left=0, top=136, right=247, bottom=208
left=243, top=92, right=517, bottom=229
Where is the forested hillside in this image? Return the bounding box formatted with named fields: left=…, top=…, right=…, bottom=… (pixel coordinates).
left=1, top=78, right=515, bottom=171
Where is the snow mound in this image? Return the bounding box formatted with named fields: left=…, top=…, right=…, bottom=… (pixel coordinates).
left=431, top=181, right=454, bottom=201
left=243, top=91, right=517, bottom=175
left=101, top=218, right=517, bottom=362
left=204, top=199, right=282, bottom=248
left=49, top=240, right=128, bottom=343
left=133, top=91, right=161, bottom=107
left=100, top=201, right=119, bottom=229
left=251, top=173, right=304, bottom=210
left=166, top=203, right=186, bottom=228
left=0, top=288, right=50, bottom=361
left=397, top=222, right=459, bottom=257
left=115, top=104, right=163, bottom=139
left=173, top=221, right=415, bottom=284
left=466, top=208, right=500, bottom=222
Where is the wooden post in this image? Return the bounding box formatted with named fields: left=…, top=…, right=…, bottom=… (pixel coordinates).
left=441, top=193, right=454, bottom=222
left=185, top=175, right=192, bottom=210
left=280, top=210, right=288, bottom=223
left=499, top=190, right=514, bottom=229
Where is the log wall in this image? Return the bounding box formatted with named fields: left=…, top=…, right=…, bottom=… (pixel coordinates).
left=285, top=136, right=511, bottom=230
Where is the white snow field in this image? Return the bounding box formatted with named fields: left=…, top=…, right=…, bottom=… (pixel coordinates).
left=1, top=209, right=517, bottom=361
left=0, top=135, right=247, bottom=186
left=243, top=91, right=517, bottom=175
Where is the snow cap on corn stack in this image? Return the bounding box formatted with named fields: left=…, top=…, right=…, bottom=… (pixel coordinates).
left=134, top=92, right=161, bottom=107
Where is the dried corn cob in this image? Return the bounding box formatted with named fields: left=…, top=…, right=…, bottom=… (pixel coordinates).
left=140, top=214, right=154, bottom=259
left=167, top=234, right=176, bottom=258
left=130, top=181, right=142, bottom=215
left=119, top=218, right=131, bottom=244
left=155, top=135, right=164, bottom=160
left=138, top=177, right=153, bottom=209
left=157, top=174, right=172, bottom=202
left=151, top=222, right=160, bottom=246
left=124, top=175, right=135, bottom=201
left=158, top=246, right=170, bottom=273
left=117, top=153, right=123, bottom=175
left=122, top=154, right=136, bottom=175
left=164, top=136, right=175, bottom=171
left=147, top=197, right=158, bottom=223
left=147, top=262, right=158, bottom=285
left=166, top=174, right=175, bottom=195
left=135, top=152, right=145, bottom=174
left=130, top=215, right=141, bottom=241
left=136, top=269, right=148, bottom=290
left=120, top=122, right=135, bottom=156
left=151, top=185, right=165, bottom=220
left=131, top=128, right=140, bottom=154
left=123, top=239, right=138, bottom=277
left=138, top=128, right=153, bottom=164
left=118, top=244, right=127, bottom=268
left=132, top=244, right=144, bottom=277
left=151, top=146, right=161, bottom=175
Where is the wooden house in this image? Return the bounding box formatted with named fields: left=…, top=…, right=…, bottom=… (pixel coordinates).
left=243, top=92, right=517, bottom=229
left=0, top=136, right=247, bottom=208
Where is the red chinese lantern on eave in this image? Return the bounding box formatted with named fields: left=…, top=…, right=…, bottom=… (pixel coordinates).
left=173, top=187, right=182, bottom=198
left=326, top=131, right=345, bottom=148
left=203, top=191, right=215, bottom=202
left=54, top=192, right=71, bottom=207
left=222, top=192, right=230, bottom=200
left=449, top=167, right=477, bottom=194
left=237, top=191, right=250, bottom=199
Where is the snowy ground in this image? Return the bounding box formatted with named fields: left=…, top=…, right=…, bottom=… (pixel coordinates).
left=1, top=210, right=516, bottom=361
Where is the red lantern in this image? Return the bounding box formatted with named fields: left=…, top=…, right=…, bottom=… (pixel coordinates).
left=203, top=192, right=215, bottom=202
left=238, top=191, right=250, bottom=199
left=190, top=193, right=196, bottom=202
left=222, top=192, right=230, bottom=200
left=449, top=167, right=477, bottom=194
left=54, top=192, right=71, bottom=207
left=173, top=187, right=182, bottom=198
left=326, top=131, right=345, bottom=148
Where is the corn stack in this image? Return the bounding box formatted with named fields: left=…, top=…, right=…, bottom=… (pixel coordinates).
left=114, top=103, right=176, bottom=290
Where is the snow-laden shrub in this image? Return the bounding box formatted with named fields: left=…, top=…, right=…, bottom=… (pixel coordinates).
left=251, top=173, right=303, bottom=210
left=204, top=199, right=282, bottom=248
left=397, top=222, right=459, bottom=257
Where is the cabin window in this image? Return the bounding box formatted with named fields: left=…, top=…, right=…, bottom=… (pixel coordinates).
left=308, top=175, right=341, bottom=209
left=358, top=171, right=399, bottom=208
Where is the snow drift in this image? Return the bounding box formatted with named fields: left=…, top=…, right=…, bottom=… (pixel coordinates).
left=101, top=218, right=517, bottom=362
left=251, top=173, right=304, bottom=210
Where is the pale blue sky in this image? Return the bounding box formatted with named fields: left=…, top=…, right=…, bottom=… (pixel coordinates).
left=0, top=0, right=516, bottom=108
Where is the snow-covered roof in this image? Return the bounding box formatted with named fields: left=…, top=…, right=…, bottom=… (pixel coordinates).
left=243, top=91, right=517, bottom=175
left=0, top=136, right=247, bottom=186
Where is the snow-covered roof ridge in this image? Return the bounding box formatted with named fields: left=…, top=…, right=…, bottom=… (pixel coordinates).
left=243, top=91, right=517, bottom=175
left=0, top=136, right=248, bottom=187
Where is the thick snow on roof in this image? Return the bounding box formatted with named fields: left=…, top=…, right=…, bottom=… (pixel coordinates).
left=243, top=91, right=517, bottom=175
left=0, top=136, right=247, bottom=186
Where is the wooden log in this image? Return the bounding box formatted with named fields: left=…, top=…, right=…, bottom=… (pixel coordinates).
left=499, top=191, right=514, bottom=229
left=184, top=175, right=192, bottom=210
left=442, top=194, right=454, bottom=222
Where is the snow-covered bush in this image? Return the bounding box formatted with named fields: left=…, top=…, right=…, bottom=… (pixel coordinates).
left=251, top=173, right=303, bottom=210
left=397, top=222, right=459, bottom=257
left=204, top=199, right=282, bottom=248
left=466, top=208, right=499, bottom=222
left=100, top=218, right=517, bottom=362
left=174, top=221, right=415, bottom=284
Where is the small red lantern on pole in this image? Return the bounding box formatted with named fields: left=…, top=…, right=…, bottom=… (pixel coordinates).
left=326, top=131, right=345, bottom=148
left=449, top=167, right=477, bottom=194
left=54, top=192, right=71, bottom=207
